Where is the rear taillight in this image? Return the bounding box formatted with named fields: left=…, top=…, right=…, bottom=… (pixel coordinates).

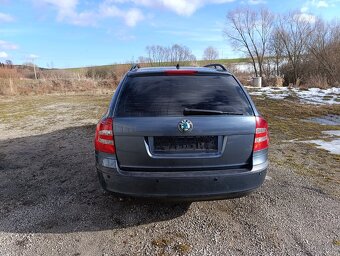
left=95, top=117, right=115, bottom=154
left=253, top=116, right=269, bottom=152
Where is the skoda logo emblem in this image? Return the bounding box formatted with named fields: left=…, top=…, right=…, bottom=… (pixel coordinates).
left=178, top=119, right=193, bottom=133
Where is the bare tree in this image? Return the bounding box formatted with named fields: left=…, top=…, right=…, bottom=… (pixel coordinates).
left=146, top=45, right=169, bottom=65
left=138, top=56, right=151, bottom=64
left=145, top=44, right=196, bottom=65
left=224, top=8, right=274, bottom=77
left=268, top=29, right=285, bottom=76
left=307, top=19, right=340, bottom=84
left=5, top=60, right=13, bottom=69
left=170, top=44, right=196, bottom=63
left=275, top=12, right=314, bottom=84
left=203, top=46, right=219, bottom=60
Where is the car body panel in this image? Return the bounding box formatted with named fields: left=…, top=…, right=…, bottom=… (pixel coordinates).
left=113, top=116, right=255, bottom=171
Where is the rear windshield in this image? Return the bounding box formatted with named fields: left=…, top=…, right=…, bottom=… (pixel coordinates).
left=115, top=75, right=253, bottom=117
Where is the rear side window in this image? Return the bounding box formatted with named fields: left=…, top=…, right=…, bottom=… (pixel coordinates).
left=115, top=75, right=253, bottom=117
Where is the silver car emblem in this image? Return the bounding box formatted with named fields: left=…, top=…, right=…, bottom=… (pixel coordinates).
left=178, top=119, right=193, bottom=132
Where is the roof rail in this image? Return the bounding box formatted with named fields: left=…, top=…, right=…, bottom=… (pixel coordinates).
left=130, top=64, right=140, bottom=71
left=203, top=63, right=228, bottom=72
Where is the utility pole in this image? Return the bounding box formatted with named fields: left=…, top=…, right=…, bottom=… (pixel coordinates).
left=32, top=60, right=37, bottom=80
left=28, top=54, right=39, bottom=80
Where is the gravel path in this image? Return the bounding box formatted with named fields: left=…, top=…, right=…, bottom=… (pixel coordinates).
left=0, top=124, right=339, bottom=256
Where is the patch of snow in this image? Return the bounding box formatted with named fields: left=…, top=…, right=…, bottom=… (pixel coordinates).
left=233, top=63, right=253, bottom=72
left=282, top=139, right=299, bottom=143
left=302, top=129, right=340, bottom=155
left=292, top=87, right=340, bottom=105
left=306, top=139, right=340, bottom=155
left=322, top=130, right=340, bottom=137
left=304, top=115, right=340, bottom=126
left=247, top=86, right=340, bottom=105
left=248, top=87, right=290, bottom=100
left=265, top=93, right=289, bottom=100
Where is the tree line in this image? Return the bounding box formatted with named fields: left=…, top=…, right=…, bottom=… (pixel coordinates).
left=225, top=8, right=340, bottom=86
left=138, top=44, right=196, bottom=65
left=137, top=44, right=220, bottom=65
left=0, top=60, right=13, bottom=69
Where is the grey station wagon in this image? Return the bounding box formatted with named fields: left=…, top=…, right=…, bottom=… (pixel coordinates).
left=95, top=64, right=269, bottom=201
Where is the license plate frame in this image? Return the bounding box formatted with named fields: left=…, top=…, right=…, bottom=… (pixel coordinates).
left=153, top=136, right=218, bottom=153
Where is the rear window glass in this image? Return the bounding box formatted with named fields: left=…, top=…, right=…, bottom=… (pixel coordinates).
left=115, top=75, right=253, bottom=117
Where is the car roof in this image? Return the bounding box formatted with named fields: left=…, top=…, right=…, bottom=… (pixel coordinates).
left=127, top=66, right=232, bottom=76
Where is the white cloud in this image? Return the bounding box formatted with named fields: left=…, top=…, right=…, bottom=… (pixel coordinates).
left=124, top=8, right=144, bottom=26
left=155, top=0, right=236, bottom=16
left=315, top=0, right=329, bottom=7
left=27, top=54, right=39, bottom=59
left=100, top=2, right=144, bottom=27
left=33, top=0, right=237, bottom=27
left=66, top=11, right=98, bottom=26
left=0, top=40, right=19, bottom=50
left=36, top=0, right=78, bottom=18
left=103, top=0, right=236, bottom=16
left=155, top=1, right=206, bottom=16
left=34, top=0, right=98, bottom=26
left=248, top=0, right=266, bottom=4
left=294, top=13, right=316, bottom=23
left=0, top=12, right=14, bottom=22
left=301, top=6, right=309, bottom=12
left=35, top=0, right=145, bottom=27
left=301, top=0, right=336, bottom=12
left=299, top=1, right=326, bottom=22
left=0, top=51, right=9, bottom=58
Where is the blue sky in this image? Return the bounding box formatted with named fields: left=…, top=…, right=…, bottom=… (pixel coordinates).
left=0, top=0, right=339, bottom=68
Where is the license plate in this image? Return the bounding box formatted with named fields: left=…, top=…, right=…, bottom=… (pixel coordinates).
left=153, top=136, right=218, bottom=153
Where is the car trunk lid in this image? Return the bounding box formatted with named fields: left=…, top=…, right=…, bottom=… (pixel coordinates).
left=113, top=73, right=255, bottom=171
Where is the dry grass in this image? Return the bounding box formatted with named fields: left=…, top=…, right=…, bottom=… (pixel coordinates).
left=0, top=60, right=336, bottom=96
left=265, top=76, right=284, bottom=87
left=0, top=68, right=20, bottom=79
left=302, top=75, right=330, bottom=89
left=0, top=78, right=117, bottom=96
left=0, top=66, right=120, bottom=95
left=253, top=96, right=340, bottom=196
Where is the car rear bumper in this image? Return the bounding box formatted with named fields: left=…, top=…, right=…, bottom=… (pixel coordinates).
left=96, top=157, right=268, bottom=201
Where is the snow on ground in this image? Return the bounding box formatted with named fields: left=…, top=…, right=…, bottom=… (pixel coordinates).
left=322, top=130, right=340, bottom=136
left=293, top=87, right=340, bottom=105
left=306, top=139, right=340, bottom=155
left=248, top=87, right=289, bottom=99
left=247, top=87, right=340, bottom=105
left=247, top=86, right=340, bottom=153
left=304, top=115, right=340, bottom=126
left=303, top=130, right=340, bottom=155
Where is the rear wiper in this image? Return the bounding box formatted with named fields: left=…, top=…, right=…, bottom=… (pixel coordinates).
left=183, top=108, right=243, bottom=116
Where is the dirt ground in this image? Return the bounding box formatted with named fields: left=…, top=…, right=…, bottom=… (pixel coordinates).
left=0, top=93, right=339, bottom=256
